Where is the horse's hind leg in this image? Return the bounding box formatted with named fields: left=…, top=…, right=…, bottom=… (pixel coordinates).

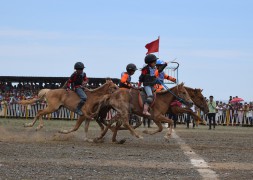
left=35, top=116, right=44, bottom=131
left=24, top=109, right=44, bottom=128
left=142, top=114, right=173, bottom=139
left=24, top=116, right=38, bottom=127
left=83, top=119, right=95, bottom=142
left=156, top=115, right=174, bottom=139
left=143, top=120, right=163, bottom=135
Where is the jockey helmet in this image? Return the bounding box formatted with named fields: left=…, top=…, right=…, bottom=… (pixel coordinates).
left=74, top=62, right=85, bottom=70
left=156, top=59, right=165, bottom=65
left=126, top=63, right=138, bottom=72
left=144, top=54, right=159, bottom=64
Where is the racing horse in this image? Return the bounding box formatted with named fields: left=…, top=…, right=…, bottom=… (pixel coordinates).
left=96, top=86, right=208, bottom=134
left=169, top=86, right=209, bottom=125
left=93, top=83, right=193, bottom=143
left=19, top=80, right=119, bottom=141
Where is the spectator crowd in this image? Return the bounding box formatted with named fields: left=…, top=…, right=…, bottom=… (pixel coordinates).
left=0, top=82, right=252, bottom=126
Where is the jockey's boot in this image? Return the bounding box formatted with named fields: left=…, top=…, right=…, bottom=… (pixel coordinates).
left=143, top=103, right=151, bottom=116
left=75, top=100, right=85, bottom=116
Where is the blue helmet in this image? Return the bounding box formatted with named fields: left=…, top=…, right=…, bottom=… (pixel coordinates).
left=156, top=59, right=165, bottom=65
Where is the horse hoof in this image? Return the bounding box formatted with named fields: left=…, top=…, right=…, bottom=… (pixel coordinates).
left=142, top=130, right=149, bottom=134
left=58, top=130, right=67, bottom=134
left=118, top=139, right=126, bottom=144
left=24, top=123, right=31, bottom=127
left=92, top=138, right=103, bottom=143
left=138, top=136, right=144, bottom=139
left=164, top=136, right=170, bottom=140
left=89, top=139, right=94, bottom=143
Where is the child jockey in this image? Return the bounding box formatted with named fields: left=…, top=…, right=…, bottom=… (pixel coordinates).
left=119, top=63, right=138, bottom=89
left=138, top=54, right=167, bottom=116
left=66, top=62, right=88, bottom=116
left=154, top=59, right=177, bottom=92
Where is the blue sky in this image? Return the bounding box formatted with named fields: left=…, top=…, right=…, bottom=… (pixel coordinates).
left=0, top=0, right=252, bottom=101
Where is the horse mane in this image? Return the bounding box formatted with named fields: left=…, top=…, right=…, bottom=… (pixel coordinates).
left=184, top=86, right=202, bottom=94
left=85, top=81, right=112, bottom=93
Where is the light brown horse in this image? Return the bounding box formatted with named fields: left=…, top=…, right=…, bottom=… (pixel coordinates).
left=93, top=83, right=193, bottom=143
left=19, top=80, right=119, bottom=141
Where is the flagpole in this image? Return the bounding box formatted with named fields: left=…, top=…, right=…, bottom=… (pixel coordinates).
left=158, top=36, right=160, bottom=58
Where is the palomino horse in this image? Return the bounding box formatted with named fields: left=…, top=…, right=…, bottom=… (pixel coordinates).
left=93, top=83, right=193, bottom=143
left=19, top=80, right=119, bottom=141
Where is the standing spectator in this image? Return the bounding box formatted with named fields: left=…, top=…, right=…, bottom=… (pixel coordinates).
left=245, top=103, right=252, bottom=125
left=207, top=95, right=217, bottom=130
left=185, top=105, right=195, bottom=129
left=216, top=102, right=224, bottom=125
left=143, top=117, right=151, bottom=128
left=237, top=103, right=244, bottom=126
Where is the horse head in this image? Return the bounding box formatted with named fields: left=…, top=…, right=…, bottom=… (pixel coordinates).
left=174, top=83, right=193, bottom=107
left=104, top=79, right=119, bottom=94
left=185, top=87, right=209, bottom=114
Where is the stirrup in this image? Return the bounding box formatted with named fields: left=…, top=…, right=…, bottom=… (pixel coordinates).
left=76, top=109, right=84, bottom=116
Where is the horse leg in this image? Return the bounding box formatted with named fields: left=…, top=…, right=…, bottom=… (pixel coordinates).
left=58, top=116, right=85, bottom=134
left=24, top=108, right=53, bottom=130
left=120, top=114, right=143, bottom=139
left=83, top=119, right=94, bottom=142
left=95, top=118, right=105, bottom=132
left=24, top=115, right=39, bottom=127
left=93, top=123, right=111, bottom=142
left=143, top=114, right=174, bottom=139
left=143, top=120, right=163, bottom=135
left=35, top=107, right=61, bottom=130
left=94, top=112, right=121, bottom=142
left=111, top=122, right=127, bottom=144
left=35, top=115, right=44, bottom=131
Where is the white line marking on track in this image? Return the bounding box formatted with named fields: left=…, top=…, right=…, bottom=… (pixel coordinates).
left=172, top=130, right=219, bottom=180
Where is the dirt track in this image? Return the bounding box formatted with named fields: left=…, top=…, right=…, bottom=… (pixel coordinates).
left=0, top=119, right=253, bottom=179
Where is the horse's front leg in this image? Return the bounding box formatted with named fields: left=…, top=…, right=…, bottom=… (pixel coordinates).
left=58, top=116, right=85, bottom=134
left=95, top=118, right=105, bottom=132
left=93, top=123, right=110, bottom=143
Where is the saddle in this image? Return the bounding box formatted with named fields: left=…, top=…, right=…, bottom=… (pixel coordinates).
left=138, top=90, right=156, bottom=108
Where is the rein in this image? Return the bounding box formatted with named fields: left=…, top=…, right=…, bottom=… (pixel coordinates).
left=156, top=79, right=189, bottom=105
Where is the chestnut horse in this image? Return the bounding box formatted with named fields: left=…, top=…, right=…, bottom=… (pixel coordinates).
left=93, top=83, right=193, bottom=143
left=169, top=87, right=209, bottom=125
left=18, top=80, right=119, bottom=141
left=96, top=86, right=208, bottom=133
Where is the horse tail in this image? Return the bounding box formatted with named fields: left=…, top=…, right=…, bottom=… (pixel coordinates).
left=18, top=89, right=50, bottom=105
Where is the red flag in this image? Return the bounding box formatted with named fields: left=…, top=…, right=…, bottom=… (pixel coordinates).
left=145, top=37, right=159, bottom=55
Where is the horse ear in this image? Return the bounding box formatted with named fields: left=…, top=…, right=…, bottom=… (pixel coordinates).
left=105, top=77, right=112, bottom=83
left=201, top=89, right=203, bottom=92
